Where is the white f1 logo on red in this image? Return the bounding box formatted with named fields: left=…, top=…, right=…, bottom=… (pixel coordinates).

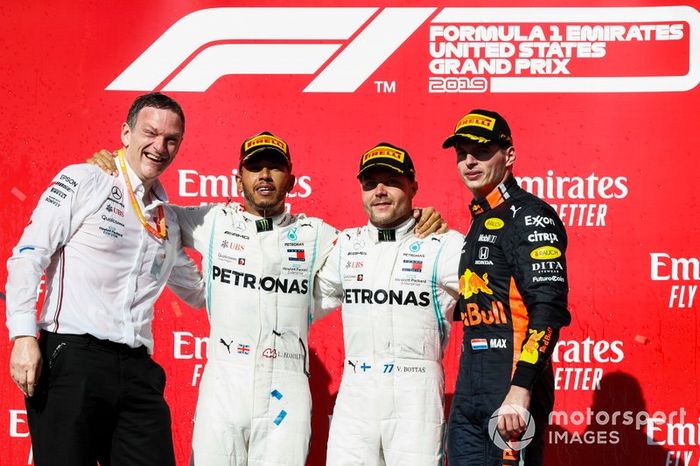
left=106, top=7, right=435, bottom=93
left=108, top=6, right=700, bottom=94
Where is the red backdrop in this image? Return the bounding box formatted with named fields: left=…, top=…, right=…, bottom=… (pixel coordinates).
left=1, top=1, right=699, bottom=465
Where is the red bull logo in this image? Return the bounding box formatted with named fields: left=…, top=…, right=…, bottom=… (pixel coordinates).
left=519, top=329, right=545, bottom=364
left=461, top=301, right=508, bottom=327
left=459, top=269, right=494, bottom=299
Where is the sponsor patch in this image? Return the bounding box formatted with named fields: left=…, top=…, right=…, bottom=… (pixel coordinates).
left=457, top=113, right=495, bottom=131
left=111, top=186, right=123, bottom=200
left=484, top=218, right=505, bottom=230
left=43, top=195, right=62, bottom=207
left=519, top=329, right=550, bottom=364
left=287, top=248, right=306, bottom=262
left=475, top=246, right=494, bottom=265
left=99, top=225, right=123, bottom=239
left=471, top=338, right=489, bottom=351
left=478, top=234, right=497, bottom=243
left=461, top=301, right=508, bottom=327
left=527, top=230, right=559, bottom=244
left=525, top=215, right=556, bottom=227
left=533, top=276, right=565, bottom=283
left=459, top=269, right=493, bottom=299
left=530, top=246, right=562, bottom=260
left=402, top=259, right=423, bottom=272
left=245, top=133, right=287, bottom=153
left=105, top=204, right=125, bottom=217
left=361, top=145, right=406, bottom=164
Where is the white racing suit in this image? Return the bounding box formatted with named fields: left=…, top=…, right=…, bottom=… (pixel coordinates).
left=174, top=203, right=337, bottom=466
left=315, top=219, right=462, bottom=466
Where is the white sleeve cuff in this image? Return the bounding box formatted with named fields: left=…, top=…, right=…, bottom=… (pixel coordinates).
left=7, top=314, right=38, bottom=341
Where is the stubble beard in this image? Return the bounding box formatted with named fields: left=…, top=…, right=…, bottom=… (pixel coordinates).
left=242, top=185, right=285, bottom=216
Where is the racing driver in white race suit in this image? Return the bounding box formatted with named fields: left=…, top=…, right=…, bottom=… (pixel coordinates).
left=84, top=131, right=446, bottom=466
left=172, top=132, right=335, bottom=465
left=315, top=143, right=462, bottom=466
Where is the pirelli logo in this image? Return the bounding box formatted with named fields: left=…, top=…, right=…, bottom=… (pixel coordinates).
left=245, top=135, right=287, bottom=153
left=362, top=146, right=405, bottom=164
left=456, top=113, right=495, bottom=131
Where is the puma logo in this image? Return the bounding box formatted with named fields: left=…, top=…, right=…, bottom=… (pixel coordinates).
left=219, top=339, right=234, bottom=353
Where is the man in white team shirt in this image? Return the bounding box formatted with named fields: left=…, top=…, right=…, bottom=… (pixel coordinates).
left=6, top=92, right=205, bottom=466
left=315, top=142, right=462, bottom=466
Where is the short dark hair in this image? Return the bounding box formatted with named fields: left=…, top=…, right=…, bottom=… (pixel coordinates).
left=126, top=92, right=185, bottom=133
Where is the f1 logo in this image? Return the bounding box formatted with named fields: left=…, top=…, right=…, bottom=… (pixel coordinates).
left=107, top=7, right=435, bottom=93
left=108, top=6, right=700, bottom=94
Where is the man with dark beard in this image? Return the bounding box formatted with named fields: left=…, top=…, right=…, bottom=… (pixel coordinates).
left=173, top=131, right=338, bottom=465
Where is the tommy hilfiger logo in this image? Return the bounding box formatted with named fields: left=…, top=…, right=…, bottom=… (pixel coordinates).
left=402, top=259, right=423, bottom=272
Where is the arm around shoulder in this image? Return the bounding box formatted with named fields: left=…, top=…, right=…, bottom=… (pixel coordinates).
left=167, top=243, right=206, bottom=309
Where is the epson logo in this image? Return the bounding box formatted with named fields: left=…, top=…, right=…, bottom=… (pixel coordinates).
left=107, top=7, right=700, bottom=94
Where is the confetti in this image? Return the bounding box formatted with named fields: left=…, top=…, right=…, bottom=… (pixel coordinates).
left=273, top=410, right=287, bottom=425
left=634, top=335, right=648, bottom=344
left=11, top=187, right=26, bottom=201
left=171, top=301, right=182, bottom=317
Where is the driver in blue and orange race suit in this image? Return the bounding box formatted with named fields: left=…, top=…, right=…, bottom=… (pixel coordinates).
left=88, top=133, right=446, bottom=466
left=442, top=109, right=571, bottom=466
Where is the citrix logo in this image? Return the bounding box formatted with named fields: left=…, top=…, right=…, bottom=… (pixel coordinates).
left=107, top=7, right=436, bottom=93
